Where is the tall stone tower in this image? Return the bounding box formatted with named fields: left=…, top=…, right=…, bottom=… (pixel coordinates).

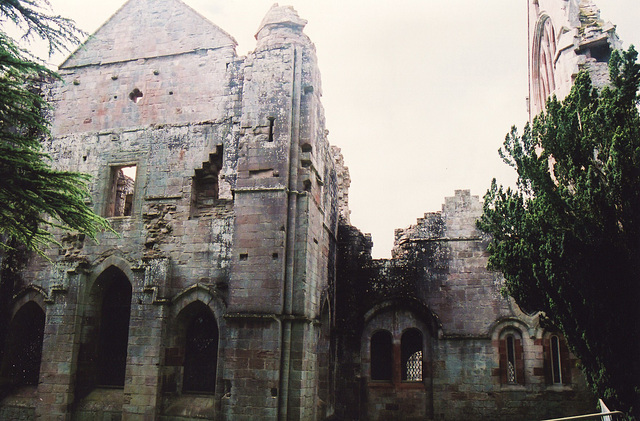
left=527, top=0, right=620, bottom=118
left=223, top=4, right=337, bottom=420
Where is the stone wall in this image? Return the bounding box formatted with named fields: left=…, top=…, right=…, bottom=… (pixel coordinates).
left=333, top=190, right=594, bottom=421
left=0, top=1, right=343, bottom=420
left=0, top=1, right=616, bottom=420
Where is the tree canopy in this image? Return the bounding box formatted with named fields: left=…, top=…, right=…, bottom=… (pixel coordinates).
left=0, top=0, right=110, bottom=254
left=478, top=47, right=640, bottom=419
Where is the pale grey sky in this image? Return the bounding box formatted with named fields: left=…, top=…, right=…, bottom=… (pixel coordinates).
left=36, top=1, right=640, bottom=257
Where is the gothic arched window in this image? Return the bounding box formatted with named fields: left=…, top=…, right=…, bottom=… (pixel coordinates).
left=532, top=15, right=558, bottom=114
left=183, top=307, right=219, bottom=393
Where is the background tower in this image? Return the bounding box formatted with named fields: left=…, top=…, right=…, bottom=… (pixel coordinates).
left=527, top=0, right=620, bottom=119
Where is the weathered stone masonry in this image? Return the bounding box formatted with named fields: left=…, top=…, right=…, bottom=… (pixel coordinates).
left=1, top=1, right=342, bottom=420
left=333, top=190, right=592, bottom=421
left=0, top=0, right=620, bottom=420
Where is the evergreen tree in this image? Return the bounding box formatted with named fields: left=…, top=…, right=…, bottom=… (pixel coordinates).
left=478, top=47, right=640, bottom=419
left=0, top=0, right=110, bottom=253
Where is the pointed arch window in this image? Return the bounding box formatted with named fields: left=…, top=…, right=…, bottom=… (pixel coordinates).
left=183, top=306, right=219, bottom=393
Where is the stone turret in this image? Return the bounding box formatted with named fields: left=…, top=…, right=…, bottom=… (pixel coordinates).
left=255, top=3, right=308, bottom=42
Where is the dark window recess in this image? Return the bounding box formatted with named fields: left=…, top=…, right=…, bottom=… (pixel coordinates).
left=370, top=330, right=392, bottom=381
left=544, top=334, right=572, bottom=385
left=108, top=165, right=136, bottom=217
left=0, top=302, right=45, bottom=386
left=401, top=329, right=423, bottom=381
left=551, top=336, right=562, bottom=384
left=267, top=117, right=275, bottom=142
left=191, top=145, right=223, bottom=217
left=98, top=272, right=132, bottom=387
left=183, top=309, right=219, bottom=393
left=590, top=44, right=611, bottom=63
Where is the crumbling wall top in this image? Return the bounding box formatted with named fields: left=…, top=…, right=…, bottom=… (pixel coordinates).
left=255, top=3, right=308, bottom=42
left=578, top=0, right=619, bottom=46
left=331, top=146, right=351, bottom=225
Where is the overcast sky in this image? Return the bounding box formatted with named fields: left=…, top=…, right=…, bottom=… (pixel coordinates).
left=36, top=1, right=640, bottom=257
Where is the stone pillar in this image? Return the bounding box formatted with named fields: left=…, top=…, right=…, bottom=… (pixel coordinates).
left=122, top=259, right=169, bottom=420
left=35, top=265, right=84, bottom=421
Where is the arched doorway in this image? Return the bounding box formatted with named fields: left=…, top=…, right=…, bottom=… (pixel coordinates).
left=76, top=266, right=132, bottom=397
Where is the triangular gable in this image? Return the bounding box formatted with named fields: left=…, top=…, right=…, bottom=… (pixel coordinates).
left=60, top=0, right=237, bottom=69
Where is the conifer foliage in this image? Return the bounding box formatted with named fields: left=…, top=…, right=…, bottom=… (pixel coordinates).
left=479, top=47, right=640, bottom=419
left=0, top=0, right=110, bottom=253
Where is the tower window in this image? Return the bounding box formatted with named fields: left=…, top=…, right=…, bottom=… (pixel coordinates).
left=267, top=117, right=275, bottom=142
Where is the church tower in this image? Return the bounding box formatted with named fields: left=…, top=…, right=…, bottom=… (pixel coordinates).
left=527, top=0, right=620, bottom=119
left=223, top=4, right=337, bottom=420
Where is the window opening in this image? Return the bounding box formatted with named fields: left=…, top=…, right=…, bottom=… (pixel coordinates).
left=0, top=302, right=45, bottom=386
left=506, top=335, right=517, bottom=384
left=191, top=145, right=222, bottom=217
left=129, top=88, right=143, bottom=103
left=108, top=165, right=136, bottom=217
left=401, top=328, right=423, bottom=382
left=267, top=117, right=275, bottom=142
left=98, top=273, right=132, bottom=387
left=370, top=330, right=392, bottom=381
left=551, top=335, right=562, bottom=384
left=183, top=308, right=218, bottom=393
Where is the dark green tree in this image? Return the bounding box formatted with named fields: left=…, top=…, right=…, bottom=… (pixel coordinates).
left=478, top=47, right=640, bottom=419
left=0, top=0, right=110, bottom=253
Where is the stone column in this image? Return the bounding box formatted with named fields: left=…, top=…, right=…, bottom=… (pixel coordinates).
left=122, top=259, right=169, bottom=420
left=35, top=265, right=84, bottom=421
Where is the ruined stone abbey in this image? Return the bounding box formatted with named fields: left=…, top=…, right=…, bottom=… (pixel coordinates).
left=0, top=0, right=622, bottom=419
